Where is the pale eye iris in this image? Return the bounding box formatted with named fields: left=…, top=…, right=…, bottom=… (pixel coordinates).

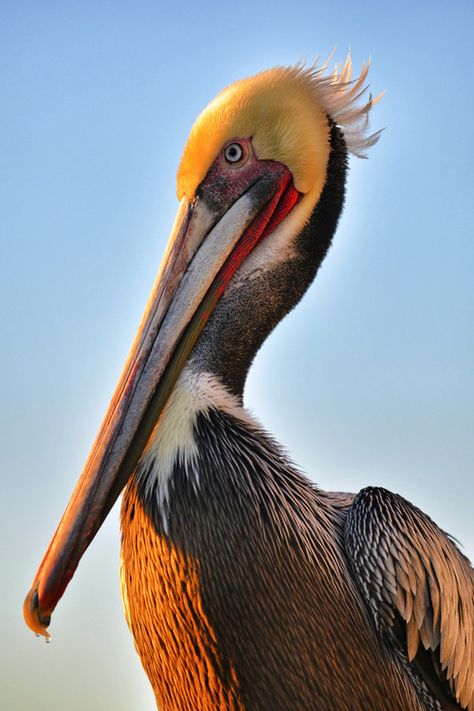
left=224, top=142, right=244, bottom=163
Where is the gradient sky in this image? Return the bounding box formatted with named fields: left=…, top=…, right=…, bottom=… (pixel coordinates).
left=1, top=2, right=473, bottom=709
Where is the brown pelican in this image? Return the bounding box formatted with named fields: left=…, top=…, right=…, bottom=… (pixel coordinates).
left=24, top=56, right=473, bottom=710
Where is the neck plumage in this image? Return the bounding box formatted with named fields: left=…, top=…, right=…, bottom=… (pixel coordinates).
left=187, top=120, right=348, bottom=399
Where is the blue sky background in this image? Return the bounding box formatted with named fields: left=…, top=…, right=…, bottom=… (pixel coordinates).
left=1, top=2, right=472, bottom=709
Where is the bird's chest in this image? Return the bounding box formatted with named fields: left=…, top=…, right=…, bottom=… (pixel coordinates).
left=120, top=481, right=244, bottom=711
left=120, top=474, right=423, bottom=711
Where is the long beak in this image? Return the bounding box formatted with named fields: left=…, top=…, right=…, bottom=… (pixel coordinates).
left=24, top=164, right=299, bottom=638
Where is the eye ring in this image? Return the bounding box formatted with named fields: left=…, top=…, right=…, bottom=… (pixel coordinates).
left=224, top=142, right=244, bottom=164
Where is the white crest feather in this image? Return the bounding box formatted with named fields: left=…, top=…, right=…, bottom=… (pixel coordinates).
left=304, top=52, right=383, bottom=158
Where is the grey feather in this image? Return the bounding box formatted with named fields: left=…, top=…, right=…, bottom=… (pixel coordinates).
left=345, top=486, right=474, bottom=710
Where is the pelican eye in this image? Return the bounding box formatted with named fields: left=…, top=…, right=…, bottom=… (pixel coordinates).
left=224, top=142, right=244, bottom=164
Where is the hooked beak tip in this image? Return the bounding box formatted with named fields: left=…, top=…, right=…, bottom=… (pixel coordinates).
left=23, top=587, right=51, bottom=639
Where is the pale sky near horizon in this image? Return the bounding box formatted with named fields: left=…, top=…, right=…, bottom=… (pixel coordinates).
left=1, top=2, right=473, bottom=709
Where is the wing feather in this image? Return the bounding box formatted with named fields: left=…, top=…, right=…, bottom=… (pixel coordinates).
left=345, top=487, right=474, bottom=710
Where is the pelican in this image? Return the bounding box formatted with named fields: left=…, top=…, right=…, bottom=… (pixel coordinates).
left=24, top=56, right=473, bottom=710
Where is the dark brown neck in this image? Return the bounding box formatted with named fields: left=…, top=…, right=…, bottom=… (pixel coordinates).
left=190, top=120, right=348, bottom=399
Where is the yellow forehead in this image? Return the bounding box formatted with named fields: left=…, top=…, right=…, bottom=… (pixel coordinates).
left=177, top=66, right=331, bottom=200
